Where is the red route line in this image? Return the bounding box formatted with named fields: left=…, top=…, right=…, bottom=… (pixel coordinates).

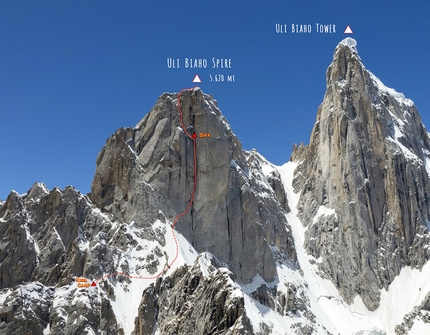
left=93, top=87, right=197, bottom=286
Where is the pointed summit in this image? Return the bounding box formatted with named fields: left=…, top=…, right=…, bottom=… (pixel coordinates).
left=329, top=38, right=413, bottom=111
left=330, top=38, right=362, bottom=79
left=293, top=39, right=430, bottom=310
left=336, top=37, right=359, bottom=58
left=324, top=38, right=367, bottom=116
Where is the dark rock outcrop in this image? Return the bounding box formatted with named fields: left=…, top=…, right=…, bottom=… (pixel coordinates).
left=250, top=282, right=309, bottom=317
left=133, top=253, right=254, bottom=335
left=396, top=291, right=430, bottom=334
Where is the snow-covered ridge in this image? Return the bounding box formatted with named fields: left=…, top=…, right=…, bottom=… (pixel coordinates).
left=369, top=71, right=414, bottom=107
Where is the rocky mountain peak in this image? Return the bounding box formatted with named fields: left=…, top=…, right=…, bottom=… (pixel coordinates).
left=293, top=39, right=430, bottom=310
left=26, top=182, right=50, bottom=203
left=90, top=88, right=296, bottom=284
left=323, top=37, right=430, bottom=162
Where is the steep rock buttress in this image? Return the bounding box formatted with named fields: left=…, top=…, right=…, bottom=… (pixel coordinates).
left=91, top=88, right=296, bottom=284
left=292, top=38, right=430, bottom=310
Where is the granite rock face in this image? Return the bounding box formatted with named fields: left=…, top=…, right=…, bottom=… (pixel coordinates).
left=292, top=38, right=430, bottom=310
left=90, top=88, right=296, bottom=284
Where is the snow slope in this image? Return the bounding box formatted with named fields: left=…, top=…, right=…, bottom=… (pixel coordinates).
left=108, top=219, right=199, bottom=334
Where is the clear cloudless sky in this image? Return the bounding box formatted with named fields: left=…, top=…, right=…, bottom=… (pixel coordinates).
left=1, top=1, right=429, bottom=200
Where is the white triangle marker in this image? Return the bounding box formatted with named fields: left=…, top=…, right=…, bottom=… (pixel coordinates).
left=344, top=25, right=353, bottom=34
left=192, top=74, right=202, bottom=83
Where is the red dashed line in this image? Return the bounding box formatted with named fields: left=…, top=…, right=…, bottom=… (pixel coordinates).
left=93, top=88, right=197, bottom=286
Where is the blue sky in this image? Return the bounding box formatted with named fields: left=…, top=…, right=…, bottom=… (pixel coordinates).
left=1, top=1, right=429, bottom=200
